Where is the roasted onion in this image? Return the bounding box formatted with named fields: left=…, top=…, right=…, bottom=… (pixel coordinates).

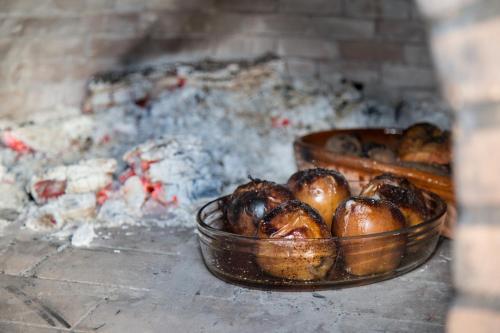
left=287, top=168, right=351, bottom=230
left=325, top=134, right=362, bottom=156
left=225, top=179, right=293, bottom=236
left=256, top=200, right=334, bottom=281
left=333, top=197, right=406, bottom=276
left=398, top=122, right=451, bottom=165
left=360, top=173, right=428, bottom=226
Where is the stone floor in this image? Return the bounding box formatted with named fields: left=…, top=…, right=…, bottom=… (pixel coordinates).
left=0, top=225, right=453, bottom=333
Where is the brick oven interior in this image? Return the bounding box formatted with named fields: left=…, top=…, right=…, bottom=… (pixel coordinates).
left=0, top=1, right=496, bottom=332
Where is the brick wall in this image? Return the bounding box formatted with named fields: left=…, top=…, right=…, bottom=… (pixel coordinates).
left=417, top=0, right=500, bottom=331
left=0, top=0, right=438, bottom=119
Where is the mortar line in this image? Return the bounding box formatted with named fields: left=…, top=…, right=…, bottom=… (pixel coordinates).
left=70, top=297, right=107, bottom=330
left=83, top=244, right=182, bottom=257
left=0, top=319, right=92, bottom=332
left=20, top=242, right=71, bottom=278
left=19, top=275, right=152, bottom=292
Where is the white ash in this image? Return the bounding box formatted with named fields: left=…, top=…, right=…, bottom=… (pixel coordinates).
left=124, top=136, right=223, bottom=202
left=1, top=114, right=93, bottom=156
left=0, top=183, right=26, bottom=222
left=0, top=56, right=453, bottom=246
left=71, top=224, right=96, bottom=247
left=28, top=158, right=116, bottom=204
left=25, top=193, right=96, bottom=231
left=121, top=176, right=147, bottom=214
left=0, top=160, right=27, bottom=222
left=334, top=101, right=397, bottom=129
left=97, top=199, right=137, bottom=228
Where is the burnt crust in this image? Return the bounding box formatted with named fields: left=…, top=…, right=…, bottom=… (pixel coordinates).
left=225, top=179, right=294, bottom=235
left=362, top=173, right=428, bottom=218
left=371, top=173, right=412, bottom=187
left=376, top=185, right=427, bottom=216
left=231, top=178, right=283, bottom=197
left=334, top=196, right=406, bottom=227
left=288, top=168, right=349, bottom=191
left=259, top=200, right=327, bottom=236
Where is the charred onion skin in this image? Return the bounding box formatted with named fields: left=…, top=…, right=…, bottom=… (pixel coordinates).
left=333, top=197, right=406, bottom=276
left=256, top=200, right=335, bottom=281
left=287, top=168, right=351, bottom=230
left=360, top=173, right=428, bottom=226
left=225, top=179, right=293, bottom=236
left=398, top=122, right=451, bottom=165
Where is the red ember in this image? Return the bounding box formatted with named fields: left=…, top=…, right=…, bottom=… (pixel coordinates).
left=271, top=117, right=291, bottom=128
left=119, top=168, right=136, bottom=183
left=177, top=77, right=187, bottom=88
left=2, top=131, right=32, bottom=154
left=97, top=184, right=112, bottom=205
left=34, top=180, right=67, bottom=201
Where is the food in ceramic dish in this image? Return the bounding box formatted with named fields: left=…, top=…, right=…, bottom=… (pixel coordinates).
left=332, top=197, right=407, bottom=276
left=398, top=123, right=451, bottom=165
left=362, top=142, right=397, bottom=163
left=324, top=134, right=362, bottom=156
left=256, top=200, right=334, bottom=281
left=322, top=123, right=451, bottom=167
left=360, top=173, right=429, bottom=226
left=225, top=179, right=293, bottom=236
left=287, top=168, right=350, bottom=230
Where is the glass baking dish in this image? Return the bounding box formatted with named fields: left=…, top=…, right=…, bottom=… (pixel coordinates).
left=197, top=190, right=447, bottom=290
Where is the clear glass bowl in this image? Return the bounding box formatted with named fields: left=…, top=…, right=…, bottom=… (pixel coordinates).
left=197, top=192, right=447, bottom=290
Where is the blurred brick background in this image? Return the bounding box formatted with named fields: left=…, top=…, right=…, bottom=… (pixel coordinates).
left=417, top=0, right=500, bottom=332
left=0, top=0, right=438, bottom=119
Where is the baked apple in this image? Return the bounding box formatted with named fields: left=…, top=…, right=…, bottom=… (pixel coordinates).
left=363, top=142, right=397, bottom=163
left=225, top=179, right=293, bottom=236
left=256, top=200, right=335, bottom=281
left=325, top=134, right=362, bottom=156
left=287, top=168, right=351, bottom=230
left=360, top=173, right=428, bottom=226
left=398, top=123, right=451, bottom=165
left=333, top=197, right=406, bottom=276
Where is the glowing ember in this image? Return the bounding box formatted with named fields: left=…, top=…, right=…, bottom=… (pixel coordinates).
left=34, top=180, right=67, bottom=201
left=119, top=168, right=136, bottom=183
left=1, top=131, right=32, bottom=154
left=138, top=178, right=178, bottom=207
left=177, top=77, right=186, bottom=88
left=97, top=185, right=112, bottom=205
left=140, top=160, right=157, bottom=172
left=271, top=117, right=291, bottom=128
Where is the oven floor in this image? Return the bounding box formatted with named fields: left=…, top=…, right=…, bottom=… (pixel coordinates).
left=0, top=225, right=452, bottom=332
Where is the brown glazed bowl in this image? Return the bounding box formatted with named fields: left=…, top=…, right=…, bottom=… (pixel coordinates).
left=293, top=128, right=455, bottom=238
left=196, top=191, right=446, bottom=290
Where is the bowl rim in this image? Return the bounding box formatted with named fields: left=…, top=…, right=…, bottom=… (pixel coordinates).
left=196, top=192, right=447, bottom=242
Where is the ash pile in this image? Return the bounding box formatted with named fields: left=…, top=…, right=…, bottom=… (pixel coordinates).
left=0, top=55, right=452, bottom=246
